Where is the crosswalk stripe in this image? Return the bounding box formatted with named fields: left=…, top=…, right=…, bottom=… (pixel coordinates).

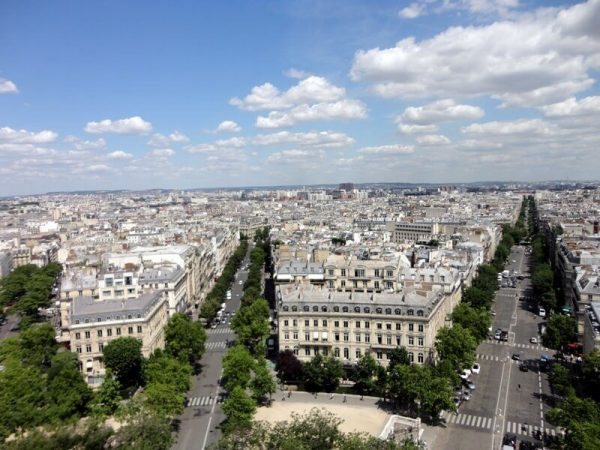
left=486, top=418, right=492, bottom=429
left=475, top=416, right=482, bottom=427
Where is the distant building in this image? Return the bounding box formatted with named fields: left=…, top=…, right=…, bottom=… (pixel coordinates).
left=583, top=302, right=600, bottom=354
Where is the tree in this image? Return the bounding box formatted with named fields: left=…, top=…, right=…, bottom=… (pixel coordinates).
left=102, top=337, right=143, bottom=388
left=451, top=303, right=491, bottom=342
left=302, top=353, right=343, bottom=393
left=548, top=364, right=574, bottom=398
left=462, top=286, right=494, bottom=310
left=418, top=372, right=455, bottom=421
left=386, top=364, right=421, bottom=408
left=18, top=322, right=58, bottom=368
left=543, top=314, right=578, bottom=350
left=435, top=325, right=477, bottom=372
left=351, top=353, right=378, bottom=395
left=250, top=359, right=277, bottom=403
left=113, top=410, right=174, bottom=450
left=92, top=371, right=122, bottom=417
left=222, top=386, right=257, bottom=434
left=230, top=298, right=270, bottom=356
left=144, top=351, right=192, bottom=393
left=275, top=349, right=303, bottom=383
left=547, top=394, right=600, bottom=450
left=582, top=349, right=600, bottom=398
left=164, top=313, right=207, bottom=365
left=144, top=382, right=185, bottom=418
left=46, top=351, right=92, bottom=420
left=388, top=346, right=411, bottom=370
left=223, top=345, right=255, bottom=391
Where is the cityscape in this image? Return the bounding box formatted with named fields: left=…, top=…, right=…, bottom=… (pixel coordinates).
left=1, top=2, right=600, bottom=450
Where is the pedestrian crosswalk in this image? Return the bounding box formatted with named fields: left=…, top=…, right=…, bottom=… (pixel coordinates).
left=476, top=353, right=501, bottom=362
left=207, top=327, right=233, bottom=335
left=485, top=338, right=548, bottom=351
left=205, top=341, right=227, bottom=351
left=441, top=411, right=493, bottom=430
left=185, top=396, right=220, bottom=407
left=505, top=421, right=561, bottom=438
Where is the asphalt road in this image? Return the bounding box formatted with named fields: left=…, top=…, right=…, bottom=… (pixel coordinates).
left=173, top=249, right=251, bottom=450
left=0, top=313, right=19, bottom=341
left=432, top=245, right=558, bottom=450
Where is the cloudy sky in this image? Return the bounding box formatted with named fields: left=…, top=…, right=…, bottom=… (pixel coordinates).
left=1, top=0, right=599, bottom=195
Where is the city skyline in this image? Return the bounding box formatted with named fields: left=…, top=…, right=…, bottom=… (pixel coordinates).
left=1, top=0, right=599, bottom=196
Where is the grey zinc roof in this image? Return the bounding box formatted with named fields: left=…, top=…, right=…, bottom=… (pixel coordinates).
left=71, top=291, right=163, bottom=322
left=139, top=267, right=184, bottom=283
left=277, top=261, right=324, bottom=275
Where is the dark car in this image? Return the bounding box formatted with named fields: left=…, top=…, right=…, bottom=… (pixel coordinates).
left=512, top=353, right=521, bottom=361
left=519, top=363, right=529, bottom=372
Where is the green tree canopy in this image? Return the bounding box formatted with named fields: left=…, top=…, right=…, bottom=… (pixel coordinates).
left=46, top=351, right=92, bottom=421
left=91, top=371, right=122, bottom=417
left=144, top=382, right=185, bottom=418
left=230, top=298, right=270, bottom=356
left=144, top=351, right=192, bottom=393
left=451, top=303, right=491, bottom=342
left=351, top=353, right=378, bottom=395
left=164, top=313, right=207, bottom=365
left=302, top=353, right=344, bottom=393
left=275, top=349, right=304, bottom=383
left=223, top=345, right=255, bottom=391
left=435, top=325, right=477, bottom=372
left=222, top=385, right=257, bottom=434
left=543, top=314, right=578, bottom=350
left=250, top=359, right=277, bottom=403
left=388, top=346, right=411, bottom=371
left=102, top=337, right=143, bottom=388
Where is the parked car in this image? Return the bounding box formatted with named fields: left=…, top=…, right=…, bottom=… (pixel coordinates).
left=530, top=337, right=538, bottom=344
left=459, top=369, right=471, bottom=380
left=471, top=363, right=481, bottom=374
left=539, top=307, right=546, bottom=318
left=462, top=391, right=471, bottom=401
left=465, top=380, right=476, bottom=390
left=512, top=353, right=521, bottom=361
left=519, top=363, right=529, bottom=372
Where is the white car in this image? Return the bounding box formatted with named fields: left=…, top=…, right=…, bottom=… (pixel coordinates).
left=471, top=363, right=481, bottom=375
left=459, top=369, right=471, bottom=380
left=530, top=337, right=538, bottom=344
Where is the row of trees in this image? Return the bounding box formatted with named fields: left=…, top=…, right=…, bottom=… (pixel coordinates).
left=220, top=228, right=277, bottom=436
left=0, top=262, right=62, bottom=325
left=200, top=238, right=249, bottom=322
left=0, top=312, right=206, bottom=448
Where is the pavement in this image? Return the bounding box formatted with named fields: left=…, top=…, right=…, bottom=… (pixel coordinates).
left=0, top=314, right=20, bottom=341
left=173, top=250, right=251, bottom=450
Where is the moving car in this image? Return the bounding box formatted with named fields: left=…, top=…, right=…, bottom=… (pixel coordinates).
left=471, top=363, right=481, bottom=374
left=519, top=363, right=529, bottom=372
left=512, top=353, right=521, bottom=361
left=530, top=337, right=538, bottom=344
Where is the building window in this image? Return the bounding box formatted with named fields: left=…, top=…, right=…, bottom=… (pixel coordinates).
left=284, top=320, right=289, bottom=327
left=305, top=320, right=310, bottom=327
left=418, top=353, right=424, bottom=363
left=409, top=336, right=414, bottom=346
left=355, top=334, right=361, bottom=343
left=343, top=348, right=349, bottom=359
left=342, top=306, right=349, bottom=313
left=365, top=322, right=370, bottom=329
left=386, top=335, right=392, bottom=345
left=386, top=270, right=393, bottom=277
left=343, top=321, right=349, bottom=328
left=85, top=331, right=90, bottom=339
left=386, top=323, right=392, bottom=330
left=107, top=328, right=112, bottom=337
left=377, top=334, right=382, bottom=344
left=333, top=306, right=340, bottom=312
left=385, top=308, right=392, bottom=315
left=409, top=323, right=414, bottom=332
left=293, top=332, right=298, bottom=340
left=313, top=319, right=318, bottom=327
left=293, top=319, right=297, bottom=327
left=356, top=349, right=361, bottom=359
left=355, top=269, right=365, bottom=277
left=75, top=332, right=81, bottom=340
left=305, top=333, right=310, bottom=341
left=128, top=327, right=133, bottom=334
left=395, top=308, right=401, bottom=315
left=312, top=306, right=318, bottom=312
left=418, top=324, right=424, bottom=332
left=341, top=280, right=346, bottom=288
left=137, top=326, right=142, bottom=333
left=334, top=347, right=340, bottom=357
left=343, top=333, right=349, bottom=342
left=284, top=333, right=289, bottom=340
left=335, top=333, right=340, bottom=341
left=97, top=330, right=103, bottom=337
left=334, top=321, right=339, bottom=328
left=365, top=333, right=370, bottom=343
left=374, top=281, right=380, bottom=289
left=376, top=323, right=382, bottom=329
left=396, top=323, right=401, bottom=331
left=396, top=336, right=401, bottom=346
left=355, top=321, right=361, bottom=328
left=341, top=269, right=346, bottom=276
left=418, top=337, right=424, bottom=346
left=322, top=320, right=327, bottom=326
left=305, top=348, right=311, bottom=356
left=376, top=351, right=383, bottom=360
left=409, top=352, right=414, bottom=363
left=407, top=309, right=414, bottom=316
left=328, top=269, right=334, bottom=276
left=417, top=310, right=424, bottom=317
left=76, top=346, right=82, bottom=354
left=99, top=343, right=104, bottom=352
left=374, top=269, right=380, bottom=277
left=116, top=328, right=121, bottom=336
left=86, top=345, right=92, bottom=353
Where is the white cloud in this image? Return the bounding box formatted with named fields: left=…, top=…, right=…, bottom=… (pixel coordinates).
left=230, top=76, right=346, bottom=111
left=150, top=148, right=176, bottom=158
left=399, top=3, right=425, bottom=19
left=284, top=68, right=310, bottom=79
left=396, top=123, right=439, bottom=134
left=69, top=137, right=106, bottom=150
left=401, top=99, right=484, bottom=124
left=358, top=144, right=415, bottom=155
left=256, top=99, right=367, bottom=128
left=0, top=78, right=18, bottom=94
left=351, top=0, right=600, bottom=106
left=215, top=120, right=242, bottom=133
left=147, top=131, right=189, bottom=147
left=462, top=118, right=558, bottom=135
left=107, top=150, right=133, bottom=160
left=416, top=134, right=451, bottom=145
left=0, top=127, right=57, bottom=144
left=79, top=164, right=111, bottom=173
left=541, top=96, right=600, bottom=117
left=85, top=116, right=152, bottom=135
left=266, top=149, right=322, bottom=164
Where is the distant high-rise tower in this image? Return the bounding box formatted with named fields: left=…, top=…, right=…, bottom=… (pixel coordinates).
left=339, top=182, right=354, bottom=191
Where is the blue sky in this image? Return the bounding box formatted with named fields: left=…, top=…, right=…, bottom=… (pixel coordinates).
left=1, top=0, right=599, bottom=195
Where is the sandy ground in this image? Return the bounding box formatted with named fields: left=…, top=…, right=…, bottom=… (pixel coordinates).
left=254, top=401, right=391, bottom=436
